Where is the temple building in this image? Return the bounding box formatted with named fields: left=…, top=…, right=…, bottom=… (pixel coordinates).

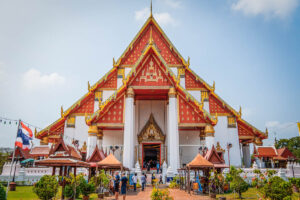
left=35, top=11, right=268, bottom=172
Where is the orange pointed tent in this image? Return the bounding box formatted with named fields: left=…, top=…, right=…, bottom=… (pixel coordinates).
left=187, top=153, right=214, bottom=169
left=97, top=153, right=127, bottom=170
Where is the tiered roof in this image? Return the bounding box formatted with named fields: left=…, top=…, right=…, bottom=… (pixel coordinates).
left=35, top=139, right=89, bottom=167
left=187, top=153, right=214, bottom=168
left=36, top=13, right=267, bottom=142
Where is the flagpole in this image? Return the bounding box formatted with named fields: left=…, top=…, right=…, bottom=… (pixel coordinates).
left=6, top=119, right=21, bottom=198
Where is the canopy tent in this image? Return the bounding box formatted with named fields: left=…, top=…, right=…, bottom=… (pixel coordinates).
left=20, top=158, right=34, bottom=164
left=97, top=153, right=128, bottom=170
left=186, top=153, right=214, bottom=194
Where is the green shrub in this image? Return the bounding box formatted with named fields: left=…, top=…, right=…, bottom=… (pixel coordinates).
left=32, top=175, right=58, bottom=200
left=64, top=184, right=80, bottom=199
left=0, top=184, right=6, bottom=200
left=261, top=176, right=292, bottom=200
left=226, top=166, right=248, bottom=198
left=79, top=178, right=95, bottom=197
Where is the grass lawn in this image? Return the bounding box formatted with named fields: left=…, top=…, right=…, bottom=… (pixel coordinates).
left=216, top=187, right=300, bottom=200
left=7, top=186, right=100, bottom=200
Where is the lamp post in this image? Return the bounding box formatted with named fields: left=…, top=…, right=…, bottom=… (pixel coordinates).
left=288, top=157, right=295, bottom=178
left=198, top=146, right=208, bottom=156
left=227, top=143, right=232, bottom=171
left=110, top=145, right=119, bottom=155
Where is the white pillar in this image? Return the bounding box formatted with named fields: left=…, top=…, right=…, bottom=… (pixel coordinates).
left=123, top=88, right=135, bottom=169
left=205, top=124, right=215, bottom=149
left=242, top=144, right=251, bottom=168
left=87, top=126, right=98, bottom=159
left=167, top=88, right=180, bottom=173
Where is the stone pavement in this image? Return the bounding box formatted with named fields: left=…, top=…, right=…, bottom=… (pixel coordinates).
left=105, top=186, right=212, bottom=200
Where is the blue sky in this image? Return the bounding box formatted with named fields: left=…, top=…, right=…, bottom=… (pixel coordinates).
left=0, top=0, right=299, bottom=147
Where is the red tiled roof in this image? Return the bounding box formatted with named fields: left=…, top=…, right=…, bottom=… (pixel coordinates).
left=256, top=147, right=277, bottom=157
left=30, top=146, right=50, bottom=156
left=187, top=153, right=214, bottom=168
left=35, top=158, right=89, bottom=167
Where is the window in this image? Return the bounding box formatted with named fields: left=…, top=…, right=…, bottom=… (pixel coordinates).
left=66, top=116, right=75, bottom=128
left=227, top=116, right=236, bottom=128
left=201, top=91, right=209, bottom=102
left=95, top=91, right=102, bottom=102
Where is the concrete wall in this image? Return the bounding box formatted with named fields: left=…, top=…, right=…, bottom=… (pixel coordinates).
left=179, top=130, right=201, bottom=166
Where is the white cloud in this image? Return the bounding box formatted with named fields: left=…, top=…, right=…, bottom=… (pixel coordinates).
left=162, top=0, right=182, bottom=8
left=22, top=68, right=65, bottom=90
left=134, top=7, right=177, bottom=26
left=231, top=0, right=299, bottom=19
left=265, top=121, right=296, bottom=131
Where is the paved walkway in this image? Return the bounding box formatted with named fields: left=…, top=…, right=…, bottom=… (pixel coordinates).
left=105, top=186, right=212, bottom=200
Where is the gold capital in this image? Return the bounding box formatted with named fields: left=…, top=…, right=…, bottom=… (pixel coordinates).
left=126, top=87, right=135, bottom=98
left=168, top=87, right=176, bottom=97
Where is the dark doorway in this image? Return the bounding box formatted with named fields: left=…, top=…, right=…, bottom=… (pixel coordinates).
left=142, top=143, right=161, bottom=169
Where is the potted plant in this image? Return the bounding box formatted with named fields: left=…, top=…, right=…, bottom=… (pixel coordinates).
left=64, top=173, right=82, bottom=200
left=79, top=178, right=95, bottom=200
left=91, top=170, right=110, bottom=199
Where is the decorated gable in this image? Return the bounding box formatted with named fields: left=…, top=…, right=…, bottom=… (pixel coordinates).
left=185, top=70, right=207, bottom=89
left=101, top=71, right=117, bottom=89
left=120, top=22, right=182, bottom=67
left=178, top=95, right=207, bottom=124
left=73, top=94, right=95, bottom=114
left=237, top=120, right=255, bottom=138
left=209, top=95, right=231, bottom=115
left=131, top=55, right=172, bottom=87
left=95, top=95, right=124, bottom=124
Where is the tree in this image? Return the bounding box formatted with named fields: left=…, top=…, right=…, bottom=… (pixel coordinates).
left=32, top=175, right=59, bottom=200
left=0, top=152, right=9, bottom=174
left=275, top=136, right=300, bottom=159
left=261, top=176, right=292, bottom=200
left=226, top=166, right=248, bottom=199
left=0, top=184, right=6, bottom=200
left=79, top=177, right=95, bottom=197
left=63, top=173, right=82, bottom=199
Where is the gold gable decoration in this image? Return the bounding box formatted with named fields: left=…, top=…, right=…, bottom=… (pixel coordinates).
left=138, top=114, right=165, bottom=143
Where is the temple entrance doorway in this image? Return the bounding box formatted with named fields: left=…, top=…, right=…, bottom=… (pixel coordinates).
left=142, top=143, right=161, bottom=169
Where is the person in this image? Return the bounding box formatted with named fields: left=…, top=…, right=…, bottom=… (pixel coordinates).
left=159, top=174, right=163, bottom=184
left=121, top=172, right=128, bottom=200
left=114, top=172, right=121, bottom=200
left=132, top=173, right=138, bottom=192
left=147, top=161, right=151, bottom=172
left=151, top=173, right=155, bottom=186
left=141, top=172, right=146, bottom=191
left=156, top=161, right=160, bottom=174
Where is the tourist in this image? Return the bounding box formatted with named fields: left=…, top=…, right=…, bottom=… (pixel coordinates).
left=151, top=173, right=155, bottom=186
left=132, top=173, right=138, bottom=192
left=141, top=172, right=146, bottom=191
left=121, top=172, right=128, bottom=200
left=114, top=171, right=120, bottom=200
left=159, top=174, right=163, bottom=184
left=156, top=161, right=160, bottom=174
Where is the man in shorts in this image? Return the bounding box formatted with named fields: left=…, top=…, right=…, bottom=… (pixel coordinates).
left=121, top=172, right=128, bottom=200
left=114, top=172, right=120, bottom=200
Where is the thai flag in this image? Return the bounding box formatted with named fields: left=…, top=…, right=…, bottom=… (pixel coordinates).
left=15, top=122, right=33, bottom=150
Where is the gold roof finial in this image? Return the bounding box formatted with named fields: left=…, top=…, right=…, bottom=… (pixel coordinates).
left=187, top=57, right=190, bottom=67
left=212, top=81, right=215, bottom=91
left=61, top=106, right=64, bottom=118
left=150, top=0, right=153, bottom=18
left=239, top=106, right=242, bottom=118
left=88, top=81, right=91, bottom=91
left=113, top=57, right=116, bottom=66
left=265, top=128, right=268, bottom=137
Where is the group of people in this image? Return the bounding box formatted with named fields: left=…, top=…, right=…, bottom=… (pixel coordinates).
left=112, top=171, right=163, bottom=200
left=144, top=160, right=161, bottom=173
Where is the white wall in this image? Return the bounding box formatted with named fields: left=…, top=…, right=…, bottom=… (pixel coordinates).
left=179, top=130, right=201, bottom=166
left=102, top=90, right=116, bottom=102
left=102, top=130, right=124, bottom=162
left=187, top=90, right=201, bottom=102
left=214, top=116, right=242, bottom=167
left=64, top=116, right=89, bottom=149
